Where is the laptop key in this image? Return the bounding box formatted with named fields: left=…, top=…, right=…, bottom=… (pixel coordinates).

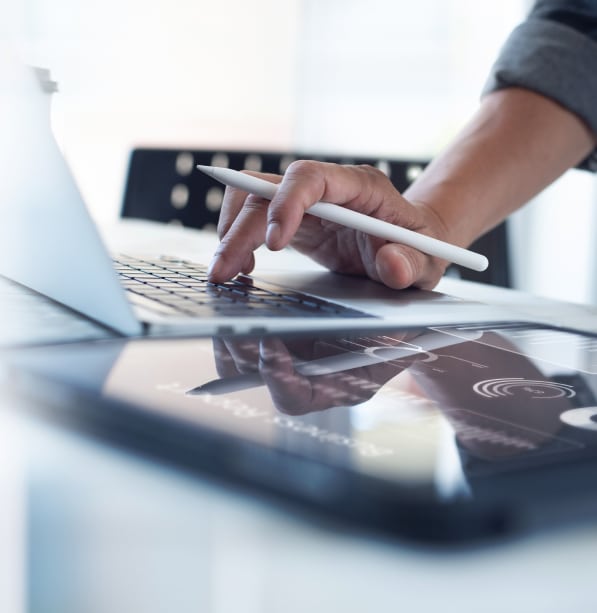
left=114, top=255, right=372, bottom=319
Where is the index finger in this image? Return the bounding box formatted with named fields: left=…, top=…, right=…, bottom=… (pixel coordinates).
left=264, top=160, right=393, bottom=250
left=217, top=171, right=283, bottom=239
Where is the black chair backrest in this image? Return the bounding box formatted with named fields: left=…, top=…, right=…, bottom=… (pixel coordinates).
left=122, top=148, right=510, bottom=287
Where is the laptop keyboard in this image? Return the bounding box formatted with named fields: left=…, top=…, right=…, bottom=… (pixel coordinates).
left=113, top=255, right=371, bottom=319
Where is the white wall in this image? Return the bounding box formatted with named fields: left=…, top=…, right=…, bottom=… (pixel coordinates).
left=294, top=0, right=525, bottom=157
left=18, top=0, right=301, bottom=224
left=509, top=171, right=597, bottom=304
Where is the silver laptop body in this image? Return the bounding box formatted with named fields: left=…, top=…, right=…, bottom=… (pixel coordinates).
left=0, top=57, right=511, bottom=338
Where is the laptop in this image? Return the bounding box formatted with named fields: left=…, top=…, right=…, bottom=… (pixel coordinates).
left=0, top=58, right=511, bottom=339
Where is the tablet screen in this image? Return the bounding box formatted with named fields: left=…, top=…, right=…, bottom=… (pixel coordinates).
left=10, top=321, right=597, bottom=501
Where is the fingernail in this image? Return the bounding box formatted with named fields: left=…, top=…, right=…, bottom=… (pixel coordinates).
left=207, top=257, right=218, bottom=280
left=266, top=222, right=281, bottom=248
left=396, top=252, right=417, bottom=288
left=396, top=251, right=414, bottom=279
left=379, top=246, right=415, bottom=288
left=259, top=340, right=278, bottom=363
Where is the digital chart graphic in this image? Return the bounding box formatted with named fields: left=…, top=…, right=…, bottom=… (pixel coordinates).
left=473, top=377, right=576, bottom=400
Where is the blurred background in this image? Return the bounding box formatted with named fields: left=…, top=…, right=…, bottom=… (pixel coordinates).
left=4, top=0, right=597, bottom=303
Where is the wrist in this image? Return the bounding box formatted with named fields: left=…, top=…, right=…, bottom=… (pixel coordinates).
left=404, top=183, right=483, bottom=250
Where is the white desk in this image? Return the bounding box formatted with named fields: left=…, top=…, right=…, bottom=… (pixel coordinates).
left=2, top=221, right=597, bottom=613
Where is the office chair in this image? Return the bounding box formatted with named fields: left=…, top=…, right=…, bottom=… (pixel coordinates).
left=121, top=147, right=511, bottom=287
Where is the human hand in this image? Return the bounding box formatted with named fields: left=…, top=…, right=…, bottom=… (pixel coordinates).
left=207, top=161, right=452, bottom=290
left=210, top=333, right=416, bottom=415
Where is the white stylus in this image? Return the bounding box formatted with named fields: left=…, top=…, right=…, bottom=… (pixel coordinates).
left=187, top=329, right=483, bottom=395
left=196, top=164, right=489, bottom=272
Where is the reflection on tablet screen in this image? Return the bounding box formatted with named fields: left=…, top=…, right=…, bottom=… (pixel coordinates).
left=11, top=321, right=597, bottom=503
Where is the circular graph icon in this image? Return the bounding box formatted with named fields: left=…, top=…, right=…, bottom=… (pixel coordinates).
left=473, top=377, right=576, bottom=400
left=560, top=407, right=597, bottom=431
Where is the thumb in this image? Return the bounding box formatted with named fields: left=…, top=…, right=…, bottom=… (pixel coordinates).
left=376, top=242, right=444, bottom=290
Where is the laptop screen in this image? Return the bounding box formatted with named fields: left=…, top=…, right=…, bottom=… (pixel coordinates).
left=0, top=58, right=141, bottom=335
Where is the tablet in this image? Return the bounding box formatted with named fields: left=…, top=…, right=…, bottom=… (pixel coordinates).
left=7, top=320, right=597, bottom=542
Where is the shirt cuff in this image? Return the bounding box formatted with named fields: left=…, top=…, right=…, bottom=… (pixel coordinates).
left=482, top=19, right=597, bottom=171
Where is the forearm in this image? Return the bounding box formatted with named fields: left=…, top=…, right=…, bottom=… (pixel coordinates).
left=210, top=88, right=596, bottom=290
left=404, top=87, right=597, bottom=249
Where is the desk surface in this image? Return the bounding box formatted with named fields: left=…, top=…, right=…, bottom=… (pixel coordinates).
left=2, top=220, right=597, bottom=613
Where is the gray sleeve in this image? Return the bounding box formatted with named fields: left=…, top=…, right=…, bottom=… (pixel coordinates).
left=483, top=13, right=597, bottom=171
